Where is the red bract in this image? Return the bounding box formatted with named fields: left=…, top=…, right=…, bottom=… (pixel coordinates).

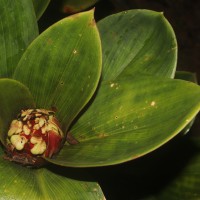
left=5, top=109, right=64, bottom=166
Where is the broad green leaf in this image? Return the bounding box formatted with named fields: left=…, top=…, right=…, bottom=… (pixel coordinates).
left=97, top=10, right=177, bottom=81
left=175, top=71, right=198, bottom=135
left=32, top=0, right=50, bottom=20
left=0, top=0, right=38, bottom=77
left=0, top=79, right=35, bottom=145
left=47, top=75, right=200, bottom=167
left=156, top=139, right=200, bottom=199
left=13, top=10, right=102, bottom=133
left=62, top=0, right=98, bottom=14
left=0, top=149, right=105, bottom=200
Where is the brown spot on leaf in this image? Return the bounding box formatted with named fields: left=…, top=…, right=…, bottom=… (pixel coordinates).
left=66, top=132, right=79, bottom=145
left=47, top=38, right=53, bottom=45
left=88, top=19, right=96, bottom=27
left=98, top=133, right=108, bottom=138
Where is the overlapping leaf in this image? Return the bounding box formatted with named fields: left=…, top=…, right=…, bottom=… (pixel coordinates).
left=14, top=10, right=102, bottom=133
left=0, top=79, right=35, bottom=145
left=175, top=71, right=198, bottom=83
left=0, top=149, right=105, bottom=200
left=48, top=75, right=200, bottom=167
left=46, top=10, right=200, bottom=167
left=32, top=0, right=50, bottom=20
left=175, top=71, right=198, bottom=135
left=97, top=10, right=177, bottom=81
left=0, top=6, right=200, bottom=200
left=0, top=0, right=38, bottom=77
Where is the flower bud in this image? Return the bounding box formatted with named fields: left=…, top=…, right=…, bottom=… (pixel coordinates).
left=6, top=109, right=64, bottom=166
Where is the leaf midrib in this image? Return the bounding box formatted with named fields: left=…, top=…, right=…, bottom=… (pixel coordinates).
left=36, top=169, right=50, bottom=200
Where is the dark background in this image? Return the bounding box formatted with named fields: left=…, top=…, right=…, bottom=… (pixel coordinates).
left=39, top=1, right=200, bottom=199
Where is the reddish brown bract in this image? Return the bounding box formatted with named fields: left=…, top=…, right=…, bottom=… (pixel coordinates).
left=5, top=109, right=64, bottom=166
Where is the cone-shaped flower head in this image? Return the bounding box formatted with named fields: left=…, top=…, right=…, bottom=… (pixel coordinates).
left=6, top=109, right=64, bottom=166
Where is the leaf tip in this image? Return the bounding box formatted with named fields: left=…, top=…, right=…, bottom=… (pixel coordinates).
left=87, top=8, right=97, bottom=27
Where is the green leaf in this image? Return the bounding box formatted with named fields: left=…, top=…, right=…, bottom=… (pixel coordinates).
left=0, top=79, right=35, bottom=145
left=0, top=149, right=105, bottom=200
left=61, top=0, right=98, bottom=14
left=175, top=71, right=198, bottom=83
left=97, top=10, right=177, bottom=81
left=47, top=75, right=200, bottom=167
left=175, top=71, right=198, bottom=135
left=0, top=0, right=38, bottom=77
left=32, top=0, right=50, bottom=20
left=13, top=10, right=102, bottom=133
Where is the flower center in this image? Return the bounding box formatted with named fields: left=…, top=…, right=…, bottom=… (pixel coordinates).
left=5, top=109, right=64, bottom=166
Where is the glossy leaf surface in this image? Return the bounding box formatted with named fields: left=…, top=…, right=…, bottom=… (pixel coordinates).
left=97, top=10, right=177, bottom=81
left=48, top=76, right=200, bottom=167
left=32, top=0, right=50, bottom=20
left=0, top=79, right=35, bottom=145
left=0, top=149, right=105, bottom=200
left=14, top=10, right=102, bottom=133
left=0, top=0, right=38, bottom=77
